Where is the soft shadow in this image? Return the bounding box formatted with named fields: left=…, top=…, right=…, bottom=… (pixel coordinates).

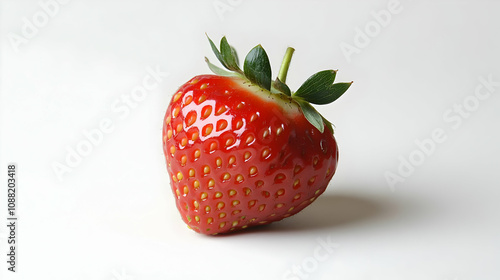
left=215, top=191, right=393, bottom=237
left=270, top=193, right=388, bottom=232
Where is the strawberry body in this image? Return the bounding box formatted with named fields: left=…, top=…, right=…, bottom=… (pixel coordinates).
left=163, top=75, right=339, bottom=234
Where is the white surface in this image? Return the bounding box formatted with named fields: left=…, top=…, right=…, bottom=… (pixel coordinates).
left=1, top=0, right=500, bottom=279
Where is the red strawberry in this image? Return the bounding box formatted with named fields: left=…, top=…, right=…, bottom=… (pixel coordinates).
left=163, top=36, right=352, bottom=234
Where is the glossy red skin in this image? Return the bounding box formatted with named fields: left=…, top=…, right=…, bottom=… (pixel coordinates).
left=163, top=75, right=338, bottom=234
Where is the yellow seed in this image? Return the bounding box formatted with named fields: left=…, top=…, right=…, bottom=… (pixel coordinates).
left=205, top=206, right=211, bottom=213
left=262, top=129, right=269, bottom=138
left=288, top=207, right=295, bottom=212
left=173, top=92, right=182, bottom=102
left=194, top=149, right=201, bottom=159
left=219, top=212, right=226, bottom=218
left=216, top=157, right=222, bottom=167
left=198, top=94, right=207, bottom=103
left=235, top=120, right=243, bottom=129
left=232, top=221, right=238, bottom=227
left=190, top=78, right=199, bottom=84
left=209, top=141, right=217, bottom=152
left=315, top=189, right=321, bottom=195
left=309, top=176, right=316, bottom=185
left=258, top=205, right=266, bottom=212
left=186, top=112, right=197, bottom=127
left=207, top=217, right=213, bottom=224
left=180, top=138, right=188, bottom=147
left=275, top=174, right=285, bottom=182
left=244, top=188, right=251, bottom=196
left=225, top=137, right=234, bottom=147
left=200, top=192, right=208, bottom=200
left=202, top=106, right=212, bottom=119
left=236, top=102, right=245, bottom=109
left=259, top=221, right=267, bottom=224
left=215, top=105, right=227, bottom=115
left=255, top=180, right=264, bottom=188
left=313, top=157, right=319, bottom=166
left=229, top=189, right=237, bottom=197
left=261, top=148, right=270, bottom=158
left=249, top=218, right=256, bottom=223
left=193, top=180, right=200, bottom=189
left=172, top=174, right=178, bottom=183
left=242, top=225, right=248, bottom=229
left=244, top=152, right=251, bottom=161
left=176, top=123, right=183, bottom=133
left=203, top=124, right=213, bottom=136
left=191, top=131, right=199, bottom=141
left=176, top=172, right=183, bottom=181
left=184, top=95, right=193, bottom=105
left=188, top=169, right=195, bottom=177
left=276, top=203, right=284, bottom=209
left=236, top=174, right=244, bottom=183
left=250, top=113, right=258, bottom=122
left=195, top=215, right=200, bottom=222
left=246, top=135, right=254, bottom=144
left=232, top=210, right=241, bottom=215
left=167, top=129, right=173, bottom=139
left=183, top=186, right=189, bottom=195
left=232, top=200, right=240, bottom=206
left=181, top=155, right=187, bottom=166
left=293, top=179, right=300, bottom=188
left=249, top=166, right=258, bottom=176
left=193, top=201, right=199, bottom=209
left=217, top=120, right=228, bottom=131
left=228, top=156, right=236, bottom=165
left=207, top=179, right=215, bottom=189
left=276, top=189, right=285, bottom=196
left=215, top=192, right=223, bottom=198
left=175, top=189, right=180, bottom=197
left=248, top=200, right=256, bottom=207
left=203, top=165, right=210, bottom=174
left=219, top=222, right=226, bottom=228
left=217, top=202, right=225, bottom=210
left=294, top=165, right=302, bottom=174
left=222, top=173, right=231, bottom=181
left=172, top=106, right=180, bottom=118
left=200, top=83, right=208, bottom=90
left=170, top=145, right=176, bottom=155
left=165, top=116, right=172, bottom=125
left=276, top=126, right=283, bottom=136
left=294, top=194, right=301, bottom=200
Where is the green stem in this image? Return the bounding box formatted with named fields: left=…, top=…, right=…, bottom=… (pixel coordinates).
left=277, top=47, right=295, bottom=83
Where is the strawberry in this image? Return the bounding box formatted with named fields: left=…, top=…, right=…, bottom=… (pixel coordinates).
left=163, top=36, right=352, bottom=234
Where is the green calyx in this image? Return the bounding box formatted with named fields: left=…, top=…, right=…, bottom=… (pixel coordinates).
left=205, top=35, right=352, bottom=134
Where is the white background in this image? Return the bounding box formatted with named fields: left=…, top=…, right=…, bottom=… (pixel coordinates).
left=1, top=0, right=500, bottom=279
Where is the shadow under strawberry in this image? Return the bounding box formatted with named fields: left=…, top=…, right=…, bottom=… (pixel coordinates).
left=208, top=191, right=392, bottom=236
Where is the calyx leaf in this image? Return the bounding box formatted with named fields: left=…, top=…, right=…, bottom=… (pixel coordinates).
left=205, top=57, right=235, bottom=77
left=296, top=100, right=325, bottom=133
left=243, top=45, right=272, bottom=91
left=204, top=35, right=353, bottom=134
left=272, top=78, right=291, bottom=96
left=206, top=35, right=242, bottom=74
left=294, top=70, right=352, bottom=105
